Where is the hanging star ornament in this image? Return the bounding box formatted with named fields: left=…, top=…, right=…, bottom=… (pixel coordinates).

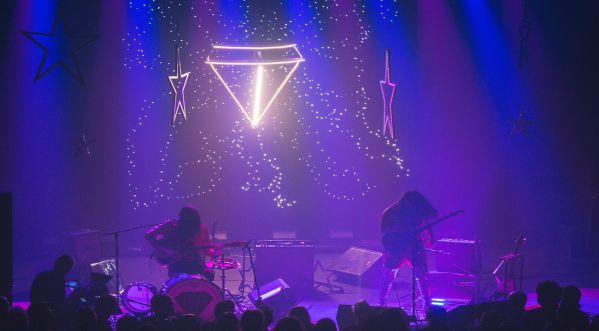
left=168, top=46, right=190, bottom=124
left=21, top=4, right=99, bottom=84
left=511, top=108, right=533, bottom=135
left=380, top=49, right=397, bottom=139
left=72, top=130, right=93, bottom=159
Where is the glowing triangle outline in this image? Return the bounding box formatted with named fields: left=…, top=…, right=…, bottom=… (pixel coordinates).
left=208, top=57, right=302, bottom=127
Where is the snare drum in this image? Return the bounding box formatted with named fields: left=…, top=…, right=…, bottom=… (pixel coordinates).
left=161, top=274, right=223, bottom=321
left=122, top=282, right=158, bottom=316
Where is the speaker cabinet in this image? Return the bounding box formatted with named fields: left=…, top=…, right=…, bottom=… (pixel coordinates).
left=336, top=304, right=406, bottom=330
left=0, top=192, right=12, bottom=299
left=447, top=300, right=510, bottom=330
left=249, top=278, right=298, bottom=319
left=329, top=246, right=383, bottom=287
left=254, top=240, right=315, bottom=296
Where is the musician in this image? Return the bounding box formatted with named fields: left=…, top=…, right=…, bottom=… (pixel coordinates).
left=30, top=255, right=75, bottom=309
left=380, top=191, right=437, bottom=307
left=145, top=206, right=218, bottom=280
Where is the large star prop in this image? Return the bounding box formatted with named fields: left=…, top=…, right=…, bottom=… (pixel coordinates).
left=21, top=5, right=99, bottom=84
left=380, top=49, right=397, bottom=139
left=168, top=47, right=191, bottom=124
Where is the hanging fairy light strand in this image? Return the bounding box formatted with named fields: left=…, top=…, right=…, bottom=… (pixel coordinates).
left=512, top=0, right=534, bottom=135
left=123, top=0, right=409, bottom=209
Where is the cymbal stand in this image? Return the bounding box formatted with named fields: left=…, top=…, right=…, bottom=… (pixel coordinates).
left=490, top=253, right=524, bottom=301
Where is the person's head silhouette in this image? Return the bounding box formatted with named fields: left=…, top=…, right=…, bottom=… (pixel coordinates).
left=508, top=291, right=527, bottom=309
left=150, top=294, right=175, bottom=318
left=536, top=280, right=562, bottom=309
left=561, top=285, right=582, bottom=308
left=426, top=306, right=448, bottom=329
left=241, top=309, right=264, bottom=331
left=214, top=299, right=235, bottom=318
left=53, top=255, right=75, bottom=276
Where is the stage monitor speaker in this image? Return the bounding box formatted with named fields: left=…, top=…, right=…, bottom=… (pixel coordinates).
left=336, top=304, right=406, bottom=330
left=0, top=192, right=13, bottom=299
left=329, top=246, right=383, bottom=287
left=254, top=240, right=314, bottom=296
left=249, top=278, right=298, bottom=319
left=447, top=300, right=509, bottom=330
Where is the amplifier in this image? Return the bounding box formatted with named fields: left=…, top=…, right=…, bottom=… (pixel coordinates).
left=254, top=240, right=315, bottom=248
left=434, top=238, right=481, bottom=275
left=253, top=240, right=315, bottom=296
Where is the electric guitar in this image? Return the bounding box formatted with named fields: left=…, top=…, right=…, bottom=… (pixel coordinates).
left=154, top=241, right=248, bottom=265
left=381, top=210, right=464, bottom=255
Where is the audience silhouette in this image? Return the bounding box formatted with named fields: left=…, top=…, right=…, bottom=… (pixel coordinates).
left=3, top=274, right=599, bottom=331
left=240, top=309, right=264, bottom=331
left=517, top=280, right=561, bottom=331
left=288, top=306, right=314, bottom=331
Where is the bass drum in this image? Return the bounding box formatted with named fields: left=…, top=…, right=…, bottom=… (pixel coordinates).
left=161, top=274, right=223, bottom=321
left=122, top=282, right=157, bottom=316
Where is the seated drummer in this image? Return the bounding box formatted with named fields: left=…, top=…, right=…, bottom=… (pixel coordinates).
left=145, top=206, right=219, bottom=280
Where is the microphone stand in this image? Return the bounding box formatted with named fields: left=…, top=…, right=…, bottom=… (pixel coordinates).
left=411, top=242, right=417, bottom=320
left=245, top=240, right=263, bottom=306
left=103, top=223, right=158, bottom=299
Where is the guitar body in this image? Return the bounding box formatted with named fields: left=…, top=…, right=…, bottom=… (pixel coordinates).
left=152, top=241, right=248, bottom=266
left=154, top=246, right=178, bottom=266
left=381, top=231, right=419, bottom=256
left=146, top=220, right=180, bottom=266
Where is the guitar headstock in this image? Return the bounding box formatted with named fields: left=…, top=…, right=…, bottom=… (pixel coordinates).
left=513, top=235, right=526, bottom=254
left=451, top=210, right=465, bottom=217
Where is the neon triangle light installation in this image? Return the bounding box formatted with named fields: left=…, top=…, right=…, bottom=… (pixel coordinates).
left=206, top=44, right=305, bottom=127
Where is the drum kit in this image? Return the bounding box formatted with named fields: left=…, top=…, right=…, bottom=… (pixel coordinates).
left=119, top=242, right=250, bottom=319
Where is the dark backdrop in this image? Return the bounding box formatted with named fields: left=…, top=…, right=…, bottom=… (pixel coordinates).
left=1, top=0, right=598, bottom=293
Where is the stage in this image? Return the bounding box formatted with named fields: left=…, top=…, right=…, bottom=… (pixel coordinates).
left=2, top=0, right=599, bottom=329
left=11, top=244, right=599, bottom=322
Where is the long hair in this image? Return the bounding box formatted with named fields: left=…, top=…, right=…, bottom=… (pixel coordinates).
left=176, top=206, right=201, bottom=240
left=399, top=191, right=437, bottom=221
left=382, top=191, right=437, bottom=232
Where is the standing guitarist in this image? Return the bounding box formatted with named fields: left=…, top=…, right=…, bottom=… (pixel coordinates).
left=145, top=206, right=219, bottom=280
left=380, top=191, right=438, bottom=307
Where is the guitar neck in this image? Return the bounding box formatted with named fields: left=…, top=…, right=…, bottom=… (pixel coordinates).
left=416, top=210, right=464, bottom=233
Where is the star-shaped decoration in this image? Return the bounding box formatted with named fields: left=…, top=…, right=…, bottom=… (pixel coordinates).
left=21, top=4, right=99, bottom=84
left=380, top=49, right=397, bottom=139
left=168, top=46, right=191, bottom=124
left=511, top=109, right=533, bottom=135
left=72, top=130, right=93, bottom=159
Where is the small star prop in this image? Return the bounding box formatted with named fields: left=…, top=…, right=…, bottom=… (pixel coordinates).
left=511, top=109, right=533, bottom=135
left=21, top=4, right=99, bottom=84
left=72, top=130, right=93, bottom=159
left=168, top=46, right=191, bottom=124
left=380, top=49, right=397, bottom=139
